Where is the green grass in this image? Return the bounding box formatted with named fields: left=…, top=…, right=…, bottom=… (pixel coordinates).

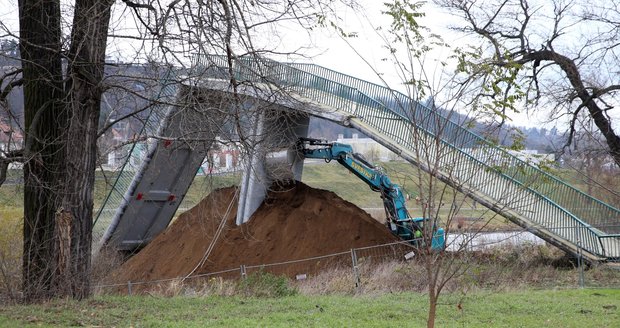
left=0, top=162, right=478, bottom=213
left=0, top=183, right=23, bottom=208
left=0, top=289, right=618, bottom=327
left=301, top=161, right=509, bottom=228
left=178, top=173, right=242, bottom=210
left=0, top=206, right=22, bottom=220
left=302, top=161, right=473, bottom=209
left=302, top=162, right=383, bottom=207
left=0, top=162, right=549, bottom=233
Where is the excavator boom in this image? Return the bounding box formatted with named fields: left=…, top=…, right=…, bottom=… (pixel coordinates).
left=297, top=138, right=445, bottom=250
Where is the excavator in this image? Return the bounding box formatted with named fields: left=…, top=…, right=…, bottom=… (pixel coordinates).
left=297, top=138, right=446, bottom=250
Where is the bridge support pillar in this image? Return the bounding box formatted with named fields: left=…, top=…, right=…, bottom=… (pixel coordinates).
left=236, top=110, right=309, bottom=225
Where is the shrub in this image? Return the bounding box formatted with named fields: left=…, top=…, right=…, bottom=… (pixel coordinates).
left=238, top=271, right=297, bottom=297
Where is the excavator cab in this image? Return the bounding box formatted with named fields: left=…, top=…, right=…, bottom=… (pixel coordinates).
left=396, top=217, right=445, bottom=251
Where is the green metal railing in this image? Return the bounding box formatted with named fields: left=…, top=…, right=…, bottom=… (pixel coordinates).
left=288, top=63, right=619, bottom=228
left=194, top=54, right=620, bottom=259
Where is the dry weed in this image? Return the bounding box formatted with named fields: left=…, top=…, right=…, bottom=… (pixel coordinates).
left=0, top=213, right=22, bottom=303
left=195, top=276, right=237, bottom=296
left=90, top=247, right=124, bottom=286
left=295, top=266, right=356, bottom=295
left=91, top=243, right=620, bottom=297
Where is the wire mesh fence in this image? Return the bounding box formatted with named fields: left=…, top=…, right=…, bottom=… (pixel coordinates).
left=91, top=238, right=620, bottom=297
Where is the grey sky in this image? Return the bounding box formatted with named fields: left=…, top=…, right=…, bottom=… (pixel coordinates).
left=2, top=0, right=616, bottom=131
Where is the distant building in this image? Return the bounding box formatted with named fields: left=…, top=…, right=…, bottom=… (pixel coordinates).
left=100, top=130, right=243, bottom=175
left=0, top=120, right=21, bottom=151
left=199, top=139, right=242, bottom=175
left=506, top=149, right=555, bottom=165
left=601, top=158, right=619, bottom=172
left=99, top=122, right=146, bottom=171
left=335, top=134, right=400, bottom=163
left=463, top=147, right=555, bottom=167
left=333, top=132, right=557, bottom=167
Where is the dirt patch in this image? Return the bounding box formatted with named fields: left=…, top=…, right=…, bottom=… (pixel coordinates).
left=106, top=181, right=400, bottom=286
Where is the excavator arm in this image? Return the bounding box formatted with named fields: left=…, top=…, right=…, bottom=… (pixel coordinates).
left=297, top=138, right=445, bottom=250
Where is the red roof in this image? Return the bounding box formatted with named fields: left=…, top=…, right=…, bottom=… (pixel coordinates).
left=0, top=120, right=23, bottom=144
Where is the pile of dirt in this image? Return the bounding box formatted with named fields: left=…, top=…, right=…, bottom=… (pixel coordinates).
left=107, top=181, right=400, bottom=286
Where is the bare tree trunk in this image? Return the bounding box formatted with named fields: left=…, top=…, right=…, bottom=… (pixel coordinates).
left=427, top=291, right=437, bottom=328
left=19, top=0, right=113, bottom=301
left=426, top=258, right=438, bottom=328
left=61, top=0, right=113, bottom=300
left=19, top=0, right=66, bottom=302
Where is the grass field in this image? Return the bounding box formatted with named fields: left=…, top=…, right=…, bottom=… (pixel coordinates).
left=0, top=178, right=23, bottom=227
left=3, top=161, right=618, bottom=220
left=3, top=160, right=616, bottom=235
left=0, top=289, right=618, bottom=327
left=301, top=161, right=504, bottom=220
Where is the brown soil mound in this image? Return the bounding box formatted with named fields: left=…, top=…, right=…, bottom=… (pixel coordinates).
left=107, top=181, right=400, bottom=286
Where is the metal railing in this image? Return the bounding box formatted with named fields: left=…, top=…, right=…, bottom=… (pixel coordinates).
left=288, top=63, right=620, bottom=231
left=193, top=54, right=620, bottom=259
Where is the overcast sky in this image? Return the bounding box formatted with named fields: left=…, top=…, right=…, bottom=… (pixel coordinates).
left=1, top=0, right=611, bottom=130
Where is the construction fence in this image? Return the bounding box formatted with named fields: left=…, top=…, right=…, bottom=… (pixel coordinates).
left=94, top=240, right=414, bottom=295
left=92, top=238, right=620, bottom=296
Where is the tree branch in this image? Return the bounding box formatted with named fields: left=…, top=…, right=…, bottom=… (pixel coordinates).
left=121, top=0, right=155, bottom=11
left=441, top=0, right=620, bottom=167
left=0, top=149, right=24, bottom=186
left=0, top=78, right=23, bottom=102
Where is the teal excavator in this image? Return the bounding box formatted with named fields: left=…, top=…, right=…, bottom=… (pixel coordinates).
left=297, top=138, right=445, bottom=250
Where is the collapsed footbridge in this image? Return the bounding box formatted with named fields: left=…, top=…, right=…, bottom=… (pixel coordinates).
left=94, top=55, right=620, bottom=263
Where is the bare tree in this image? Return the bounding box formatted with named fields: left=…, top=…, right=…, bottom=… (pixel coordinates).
left=436, top=0, right=620, bottom=168
left=17, top=0, right=114, bottom=301
left=3, top=0, right=350, bottom=302
left=562, top=113, right=620, bottom=209
left=371, top=1, right=541, bottom=326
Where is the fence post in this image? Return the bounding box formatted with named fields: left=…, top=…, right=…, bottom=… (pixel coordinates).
left=577, top=238, right=585, bottom=288
left=353, top=90, right=360, bottom=116
left=240, top=265, right=247, bottom=280
left=350, top=248, right=361, bottom=292
left=127, top=281, right=132, bottom=296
